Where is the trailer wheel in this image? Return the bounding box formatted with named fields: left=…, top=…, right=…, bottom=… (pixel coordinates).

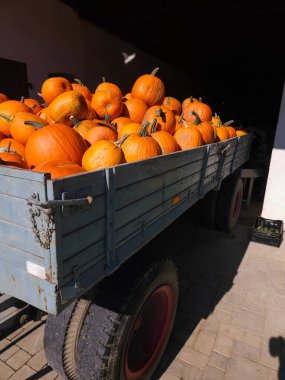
left=214, top=175, right=244, bottom=232
left=76, top=258, right=179, bottom=380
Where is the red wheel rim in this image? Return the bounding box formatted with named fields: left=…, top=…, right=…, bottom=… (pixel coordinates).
left=233, top=188, right=242, bottom=220
left=124, top=285, right=175, bottom=380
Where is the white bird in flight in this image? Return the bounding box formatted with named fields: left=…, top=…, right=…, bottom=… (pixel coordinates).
left=122, top=52, right=136, bottom=64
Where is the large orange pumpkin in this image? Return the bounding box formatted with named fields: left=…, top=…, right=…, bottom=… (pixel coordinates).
left=215, top=126, right=230, bottom=141
left=118, top=122, right=142, bottom=139
left=150, top=119, right=179, bottom=154
left=85, top=123, right=118, bottom=146
left=9, top=112, right=48, bottom=146
left=71, top=78, right=92, bottom=101
left=70, top=116, right=97, bottom=141
left=95, top=78, right=123, bottom=100
left=0, top=93, right=9, bottom=103
left=22, top=97, right=43, bottom=115
left=111, top=116, right=133, bottom=134
left=236, top=129, right=247, bottom=136
left=0, top=142, right=28, bottom=169
left=162, top=96, right=182, bottom=116
left=25, top=122, right=88, bottom=168
left=190, top=111, right=216, bottom=145
left=122, top=98, right=148, bottom=123
left=0, top=138, right=26, bottom=158
left=131, top=67, right=165, bottom=107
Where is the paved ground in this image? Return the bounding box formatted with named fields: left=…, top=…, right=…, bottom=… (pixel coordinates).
left=0, top=200, right=284, bottom=380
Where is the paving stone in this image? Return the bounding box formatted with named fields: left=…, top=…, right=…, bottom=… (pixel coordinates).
left=212, top=308, right=233, bottom=324
left=7, top=364, right=36, bottom=380
left=209, top=351, right=229, bottom=372
left=6, top=348, right=31, bottom=370
left=237, top=291, right=265, bottom=315
left=260, top=342, right=280, bottom=370
left=27, top=348, right=47, bottom=371
left=0, top=359, right=15, bottom=379
left=159, top=371, right=180, bottom=380
left=166, top=357, right=185, bottom=377
left=231, top=340, right=260, bottom=362
left=181, top=363, right=204, bottom=380
left=213, top=334, right=234, bottom=357
left=193, top=331, right=216, bottom=356
left=258, top=364, right=279, bottom=380
left=0, top=342, right=20, bottom=361
left=204, top=365, right=226, bottom=380
left=15, top=323, right=45, bottom=355
left=226, top=353, right=261, bottom=377
left=232, top=307, right=265, bottom=336
left=202, top=314, right=220, bottom=335
left=215, top=300, right=235, bottom=314
left=177, top=347, right=209, bottom=370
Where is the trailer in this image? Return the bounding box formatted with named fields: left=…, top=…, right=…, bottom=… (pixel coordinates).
left=0, top=133, right=251, bottom=379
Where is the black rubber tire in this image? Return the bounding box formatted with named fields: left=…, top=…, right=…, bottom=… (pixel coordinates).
left=214, top=175, right=244, bottom=232
left=44, top=301, right=76, bottom=380
left=76, top=258, right=179, bottom=380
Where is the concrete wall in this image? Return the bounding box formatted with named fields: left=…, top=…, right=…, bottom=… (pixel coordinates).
left=0, top=0, right=204, bottom=101
left=262, top=81, right=285, bottom=222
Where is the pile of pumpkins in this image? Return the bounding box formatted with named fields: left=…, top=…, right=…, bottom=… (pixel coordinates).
left=0, top=68, right=247, bottom=179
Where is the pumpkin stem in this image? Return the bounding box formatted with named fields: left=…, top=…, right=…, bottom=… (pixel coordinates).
left=198, top=97, right=203, bottom=102
left=74, top=78, right=83, bottom=86
left=0, top=113, right=12, bottom=123
left=104, top=113, right=111, bottom=124
left=41, top=102, right=48, bottom=107
left=150, top=118, right=158, bottom=134
left=70, top=115, right=81, bottom=127
left=20, top=96, right=25, bottom=103
left=0, top=143, right=24, bottom=161
left=24, top=121, right=45, bottom=129
left=156, top=107, right=165, bottom=118
left=191, top=111, right=201, bottom=125
left=139, top=121, right=150, bottom=137
left=102, top=77, right=106, bottom=83
left=151, top=67, right=160, bottom=76
left=223, top=120, right=234, bottom=126
left=115, top=134, right=130, bottom=148
left=190, top=96, right=195, bottom=104
left=37, top=92, right=43, bottom=98
left=165, top=97, right=170, bottom=105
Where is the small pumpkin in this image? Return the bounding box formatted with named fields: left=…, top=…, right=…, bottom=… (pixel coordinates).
left=131, top=67, right=165, bottom=107
left=174, top=122, right=204, bottom=150
left=183, top=98, right=212, bottom=122
left=142, top=105, right=176, bottom=135
left=211, top=112, right=223, bottom=127
left=223, top=120, right=237, bottom=139
left=22, top=97, right=43, bottom=115
left=150, top=119, right=179, bottom=154
left=181, top=96, right=198, bottom=109
left=82, top=136, right=127, bottom=171
left=0, top=138, right=26, bottom=158
left=0, top=93, right=9, bottom=103
left=40, top=76, right=73, bottom=104
left=118, top=122, right=142, bottom=139
left=91, top=90, right=123, bottom=121
left=190, top=111, right=216, bottom=145
left=95, top=78, right=123, bottom=100
left=70, top=116, right=97, bottom=141
left=0, top=142, right=28, bottom=169
left=48, top=90, right=88, bottom=125
left=85, top=120, right=118, bottom=145
left=122, top=98, right=148, bottom=123
left=162, top=96, right=182, bottom=116
left=121, top=122, right=162, bottom=163
left=71, top=78, right=92, bottom=101
left=111, top=116, right=133, bottom=134
left=215, top=125, right=230, bottom=141
left=0, top=100, right=33, bottom=136
left=236, top=129, right=247, bottom=136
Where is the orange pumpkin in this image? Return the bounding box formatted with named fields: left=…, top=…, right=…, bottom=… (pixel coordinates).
left=111, top=116, right=133, bottom=134
left=223, top=120, right=236, bottom=138
left=0, top=100, right=33, bottom=136
left=150, top=119, right=179, bottom=154
left=95, top=79, right=123, bottom=100
left=32, top=160, right=86, bottom=179
left=25, top=122, right=88, bottom=168
left=70, top=116, right=97, bottom=141
left=174, top=124, right=204, bottom=150
left=162, top=96, right=182, bottom=116
left=122, top=98, right=148, bottom=123
left=9, top=112, right=48, bottom=146
left=118, top=122, right=142, bottom=139
left=215, top=126, right=230, bottom=141
left=131, top=67, right=165, bottom=107
left=183, top=98, right=212, bottom=122
left=174, top=114, right=187, bottom=133
left=190, top=111, right=216, bottom=145
left=22, top=97, right=43, bottom=115
left=211, top=112, right=223, bottom=127
left=236, top=129, right=247, bottom=136
left=0, top=138, right=26, bottom=158
left=181, top=96, right=198, bottom=109
left=37, top=106, right=54, bottom=124
left=71, top=78, right=92, bottom=101
left=91, top=90, right=123, bottom=121
left=48, top=91, right=88, bottom=125
left=0, top=142, right=27, bottom=169
left=143, top=105, right=176, bottom=135
left=121, top=123, right=162, bottom=163
left=40, top=76, right=73, bottom=104
left=84, top=99, right=97, bottom=120
left=85, top=123, right=118, bottom=145
left=82, top=137, right=127, bottom=171
left=0, top=93, right=9, bottom=103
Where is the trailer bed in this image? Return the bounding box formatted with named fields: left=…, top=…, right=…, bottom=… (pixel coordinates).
left=0, top=134, right=251, bottom=315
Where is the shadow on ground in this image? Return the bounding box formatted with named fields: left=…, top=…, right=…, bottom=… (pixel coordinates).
left=148, top=201, right=262, bottom=379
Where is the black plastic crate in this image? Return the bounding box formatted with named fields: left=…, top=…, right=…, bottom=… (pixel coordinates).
left=251, top=216, right=283, bottom=248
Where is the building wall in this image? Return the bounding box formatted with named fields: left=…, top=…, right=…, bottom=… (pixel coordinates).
left=0, top=0, right=204, bottom=101
left=262, top=82, right=285, bottom=222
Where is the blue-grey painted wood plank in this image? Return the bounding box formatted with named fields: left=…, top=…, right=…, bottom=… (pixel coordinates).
left=0, top=259, right=58, bottom=314
left=62, top=239, right=105, bottom=282
left=0, top=165, right=50, bottom=181
left=0, top=242, right=44, bottom=270
left=0, top=194, right=36, bottom=227
left=0, top=175, right=48, bottom=199
left=61, top=218, right=105, bottom=260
